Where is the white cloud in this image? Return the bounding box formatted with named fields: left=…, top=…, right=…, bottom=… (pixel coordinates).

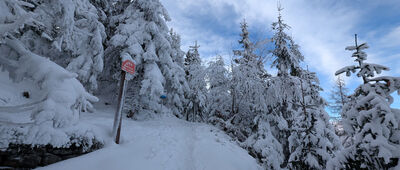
left=273, top=1, right=362, bottom=82
left=161, top=0, right=400, bottom=98
left=162, top=0, right=360, bottom=78
left=162, top=0, right=238, bottom=58
left=379, top=26, right=400, bottom=48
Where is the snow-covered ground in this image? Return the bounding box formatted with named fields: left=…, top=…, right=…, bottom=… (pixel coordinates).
left=37, top=106, right=261, bottom=170
left=1, top=69, right=260, bottom=170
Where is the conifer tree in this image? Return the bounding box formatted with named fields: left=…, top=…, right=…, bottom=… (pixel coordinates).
left=229, top=20, right=268, bottom=142
left=288, top=70, right=341, bottom=170
left=228, top=19, right=283, bottom=169
left=329, top=34, right=400, bottom=169
left=184, top=41, right=207, bottom=122
left=271, top=6, right=304, bottom=77
left=245, top=115, right=284, bottom=169
left=329, top=76, right=350, bottom=144
left=329, top=76, right=349, bottom=116
left=103, top=0, right=188, bottom=119
left=169, top=28, right=185, bottom=67
left=206, top=56, right=231, bottom=128
left=267, top=5, right=305, bottom=167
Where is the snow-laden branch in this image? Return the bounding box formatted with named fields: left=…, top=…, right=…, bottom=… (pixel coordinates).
left=358, top=63, right=389, bottom=78
left=370, top=76, right=400, bottom=89
left=4, top=36, right=98, bottom=128
left=335, top=65, right=358, bottom=77
left=345, top=43, right=368, bottom=51
left=335, top=63, right=389, bottom=79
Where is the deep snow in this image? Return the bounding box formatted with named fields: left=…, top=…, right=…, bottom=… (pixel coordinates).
left=37, top=107, right=261, bottom=170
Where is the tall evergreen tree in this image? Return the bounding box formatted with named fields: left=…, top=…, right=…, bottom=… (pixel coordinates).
left=329, top=76, right=350, bottom=145
left=1, top=0, right=189, bottom=120
left=271, top=6, right=304, bottom=77
left=265, top=6, right=341, bottom=169
left=267, top=6, right=305, bottom=167
left=329, top=35, right=400, bottom=169
left=184, top=41, right=207, bottom=122
left=228, top=19, right=283, bottom=169
left=288, top=70, right=341, bottom=170
left=229, top=20, right=268, bottom=142
left=102, top=0, right=188, bottom=119
left=169, top=28, right=185, bottom=67
left=206, top=56, right=231, bottom=128
left=329, top=76, right=349, bottom=116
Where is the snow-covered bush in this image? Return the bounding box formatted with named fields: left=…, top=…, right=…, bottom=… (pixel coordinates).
left=0, top=36, right=98, bottom=149
left=1, top=36, right=98, bottom=128
left=0, top=0, right=103, bottom=150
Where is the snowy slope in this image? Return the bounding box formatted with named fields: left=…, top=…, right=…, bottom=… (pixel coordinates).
left=35, top=104, right=261, bottom=170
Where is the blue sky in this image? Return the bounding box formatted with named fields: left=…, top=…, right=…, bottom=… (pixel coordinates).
left=161, top=0, right=400, bottom=117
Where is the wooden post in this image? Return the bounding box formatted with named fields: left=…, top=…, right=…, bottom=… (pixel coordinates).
left=112, top=53, right=135, bottom=144
left=112, top=71, right=127, bottom=144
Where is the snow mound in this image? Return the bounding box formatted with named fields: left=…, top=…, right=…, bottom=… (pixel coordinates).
left=37, top=112, right=261, bottom=170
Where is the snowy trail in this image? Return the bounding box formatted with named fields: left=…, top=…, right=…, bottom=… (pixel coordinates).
left=36, top=108, right=261, bottom=170
left=0, top=76, right=260, bottom=170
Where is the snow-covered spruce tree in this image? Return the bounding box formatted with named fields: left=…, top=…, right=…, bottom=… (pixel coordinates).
left=169, top=28, right=185, bottom=67
left=228, top=20, right=269, bottom=142
left=288, top=70, right=341, bottom=170
left=0, top=0, right=106, bottom=91
left=329, top=76, right=349, bottom=117
left=271, top=7, right=304, bottom=77
left=266, top=6, right=305, bottom=167
left=206, top=56, right=231, bottom=129
left=329, top=35, right=400, bottom=169
left=184, top=41, right=207, bottom=122
left=329, top=75, right=350, bottom=143
left=233, top=20, right=269, bottom=79
left=228, top=20, right=283, bottom=169
left=102, top=0, right=188, bottom=119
